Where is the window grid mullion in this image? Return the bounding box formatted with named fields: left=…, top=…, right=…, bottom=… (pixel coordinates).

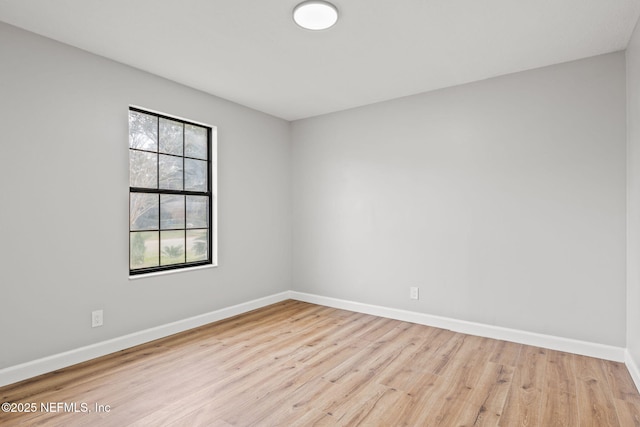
left=208, top=127, right=213, bottom=263
left=183, top=123, right=187, bottom=264
left=130, top=187, right=209, bottom=197
left=157, top=118, right=161, bottom=267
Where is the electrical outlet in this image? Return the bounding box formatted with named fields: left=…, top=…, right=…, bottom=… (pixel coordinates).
left=410, top=287, right=419, bottom=300
left=92, top=310, right=103, bottom=328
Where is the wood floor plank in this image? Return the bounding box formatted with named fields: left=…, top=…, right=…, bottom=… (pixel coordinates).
left=613, top=398, right=640, bottom=426
left=389, top=372, right=442, bottom=426
left=575, top=355, right=621, bottom=426
left=452, top=362, right=515, bottom=426
left=1, top=300, right=638, bottom=426
left=602, top=360, right=640, bottom=405
left=497, top=345, right=548, bottom=426
left=541, top=384, right=578, bottom=427
left=537, top=349, right=578, bottom=426
left=490, top=339, right=523, bottom=367
left=421, top=329, right=467, bottom=376
left=415, top=335, right=500, bottom=426
left=329, top=382, right=402, bottom=425
left=375, top=323, right=441, bottom=391
left=545, top=349, right=577, bottom=394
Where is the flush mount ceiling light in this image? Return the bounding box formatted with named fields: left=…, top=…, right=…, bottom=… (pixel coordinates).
left=293, top=1, right=338, bottom=30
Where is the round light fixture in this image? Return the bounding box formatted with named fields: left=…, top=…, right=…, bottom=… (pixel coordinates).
left=293, top=1, right=338, bottom=31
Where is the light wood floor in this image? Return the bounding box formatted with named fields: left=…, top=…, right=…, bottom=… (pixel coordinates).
left=1, top=300, right=639, bottom=426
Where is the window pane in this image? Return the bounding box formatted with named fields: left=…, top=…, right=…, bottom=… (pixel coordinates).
left=160, top=194, right=185, bottom=230
left=130, top=151, right=158, bottom=188
left=159, top=118, right=183, bottom=156
left=130, top=231, right=159, bottom=270
left=185, top=124, right=207, bottom=160
left=161, top=230, right=185, bottom=265
left=185, top=158, right=207, bottom=191
left=130, top=193, right=159, bottom=230
left=186, top=196, right=208, bottom=228
left=187, top=230, right=208, bottom=262
left=129, top=111, right=158, bottom=151
left=159, top=154, right=183, bottom=190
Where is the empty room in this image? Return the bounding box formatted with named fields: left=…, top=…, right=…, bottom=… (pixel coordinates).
left=1, top=0, right=640, bottom=425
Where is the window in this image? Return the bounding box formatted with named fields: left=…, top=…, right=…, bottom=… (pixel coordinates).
left=129, top=107, right=216, bottom=275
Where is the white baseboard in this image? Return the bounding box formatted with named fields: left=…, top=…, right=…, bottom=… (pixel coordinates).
left=1, top=290, right=630, bottom=388
left=290, top=291, right=626, bottom=363
left=0, top=291, right=291, bottom=388
left=626, top=350, right=640, bottom=393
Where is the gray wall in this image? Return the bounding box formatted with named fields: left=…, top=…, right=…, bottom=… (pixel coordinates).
left=627, top=19, right=640, bottom=368
left=0, top=22, right=291, bottom=368
left=292, top=53, right=627, bottom=346
left=1, top=19, right=631, bottom=371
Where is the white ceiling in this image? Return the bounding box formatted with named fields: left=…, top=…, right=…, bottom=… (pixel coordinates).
left=1, top=0, right=639, bottom=121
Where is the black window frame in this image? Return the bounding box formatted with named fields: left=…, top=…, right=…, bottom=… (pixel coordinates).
left=128, top=106, right=214, bottom=276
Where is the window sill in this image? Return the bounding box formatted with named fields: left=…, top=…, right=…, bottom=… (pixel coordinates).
left=129, top=263, right=217, bottom=280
